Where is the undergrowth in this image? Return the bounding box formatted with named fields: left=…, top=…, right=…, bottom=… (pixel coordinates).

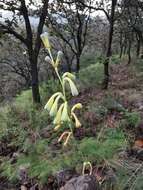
left=0, top=52, right=141, bottom=189
left=1, top=127, right=126, bottom=184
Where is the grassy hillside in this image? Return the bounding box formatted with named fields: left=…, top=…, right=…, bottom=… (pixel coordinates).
left=0, top=59, right=143, bottom=190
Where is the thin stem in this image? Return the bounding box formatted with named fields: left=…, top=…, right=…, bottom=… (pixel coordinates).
left=47, top=48, right=66, bottom=101
left=47, top=48, right=55, bottom=67
left=55, top=68, right=66, bottom=101
left=47, top=47, right=74, bottom=140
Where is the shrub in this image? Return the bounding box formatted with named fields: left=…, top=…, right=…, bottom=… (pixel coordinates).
left=79, top=63, right=104, bottom=89
left=14, top=89, right=33, bottom=111
left=113, top=159, right=143, bottom=190
left=111, top=55, right=121, bottom=65
left=0, top=105, right=26, bottom=145
left=80, top=54, right=97, bottom=69
left=40, top=80, right=61, bottom=103
left=102, top=95, right=126, bottom=112
left=88, top=102, right=108, bottom=119
left=0, top=127, right=126, bottom=184
left=136, top=58, right=143, bottom=72
left=79, top=128, right=126, bottom=163
left=124, top=112, right=141, bottom=128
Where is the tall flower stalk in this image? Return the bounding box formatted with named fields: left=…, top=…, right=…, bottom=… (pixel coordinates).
left=40, top=32, right=82, bottom=146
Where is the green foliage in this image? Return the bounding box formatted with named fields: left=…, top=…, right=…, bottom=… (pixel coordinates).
left=111, top=55, right=121, bottom=65
left=80, top=54, right=97, bottom=69
left=79, top=63, right=104, bottom=89
left=113, top=161, right=143, bottom=190
left=79, top=128, right=126, bottom=163
left=1, top=32, right=84, bottom=183
left=133, top=175, right=143, bottom=190
left=15, top=89, right=33, bottom=110
left=80, top=54, right=104, bottom=69
left=87, top=96, right=125, bottom=121
left=87, top=101, right=108, bottom=121
left=102, top=95, right=126, bottom=112
left=0, top=34, right=133, bottom=187
left=136, top=58, right=143, bottom=72
left=1, top=159, right=18, bottom=182
left=0, top=127, right=126, bottom=184
left=14, top=79, right=61, bottom=112
left=124, top=111, right=141, bottom=127
left=0, top=105, right=27, bottom=146
left=40, top=80, right=61, bottom=103
left=0, top=102, right=50, bottom=155
left=95, top=55, right=105, bottom=63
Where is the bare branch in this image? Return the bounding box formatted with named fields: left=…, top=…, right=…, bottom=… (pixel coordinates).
left=0, top=23, right=27, bottom=44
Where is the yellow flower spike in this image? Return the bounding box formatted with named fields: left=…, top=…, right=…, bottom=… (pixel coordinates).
left=61, top=102, right=70, bottom=122
left=54, top=125, right=61, bottom=131
left=62, top=72, right=76, bottom=81
left=53, top=103, right=64, bottom=125
left=71, top=103, right=83, bottom=113
left=71, top=112, right=82, bottom=128
left=82, top=162, right=93, bottom=175
left=63, top=77, right=79, bottom=96
left=44, top=92, right=62, bottom=111
left=49, top=95, right=62, bottom=117
left=40, top=32, right=51, bottom=50
left=55, top=51, right=63, bottom=67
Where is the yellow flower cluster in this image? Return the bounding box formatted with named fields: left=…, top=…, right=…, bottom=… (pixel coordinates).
left=40, top=32, right=82, bottom=146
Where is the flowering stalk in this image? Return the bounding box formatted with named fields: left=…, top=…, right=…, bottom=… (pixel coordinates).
left=40, top=32, right=82, bottom=146
left=41, top=32, right=93, bottom=175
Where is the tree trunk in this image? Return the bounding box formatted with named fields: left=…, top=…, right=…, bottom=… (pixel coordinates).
left=133, top=28, right=143, bottom=58
left=29, top=53, right=41, bottom=104
left=123, top=35, right=127, bottom=55
left=136, top=33, right=141, bottom=58
left=103, top=0, right=117, bottom=89
left=67, top=62, right=72, bottom=72
left=140, top=41, right=143, bottom=59
left=103, top=57, right=110, bottom=89
left=119, top=32, right=123, bottom=59
left=123, top=43, right=127, bottom=55
left=120, top=44, right=123, bottom=59
left=76, top=55, right=80, bottom=73
left=127, top=41, right=131, bottom=64
left=140, top=45, right=143, bottom=59
left=136, top=39, right=141, bottom=58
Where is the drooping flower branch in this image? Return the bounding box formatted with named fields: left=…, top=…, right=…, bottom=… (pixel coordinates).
left=40, top=32, right=82, bottom=146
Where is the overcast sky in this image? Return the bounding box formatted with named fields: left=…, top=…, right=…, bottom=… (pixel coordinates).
left=0, top=0, right=105, bottom=28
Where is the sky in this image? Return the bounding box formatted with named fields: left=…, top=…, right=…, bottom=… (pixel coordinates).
left=0, top=0, right=105, bottom=28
